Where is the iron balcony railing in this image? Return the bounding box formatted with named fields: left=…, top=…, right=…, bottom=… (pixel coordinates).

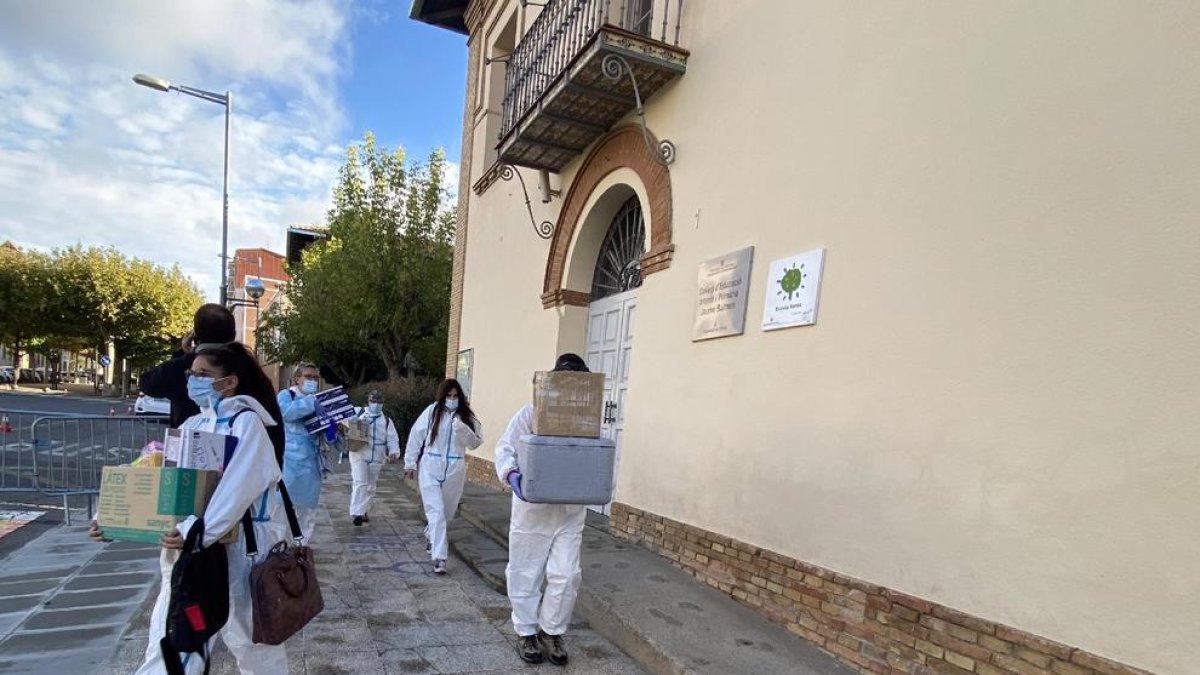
left=500, top=0, right=686, bottom=141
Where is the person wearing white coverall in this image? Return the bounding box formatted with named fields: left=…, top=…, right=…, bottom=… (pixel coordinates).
left=91, top=344, right=292, bottom=675
left=277, top=363, right=323, bottom=544
left=348, top=390, right=401, bottom=525
left=404, top=378, right=482, bottom=574
left=494, top=353, right=591, bottom=667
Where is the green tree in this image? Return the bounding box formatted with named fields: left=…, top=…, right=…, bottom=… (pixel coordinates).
left=0, top=244, right=202, bottom=388
left=261, top=132, right=455, bottom=385
left=0, top=247, right=56, bottom=387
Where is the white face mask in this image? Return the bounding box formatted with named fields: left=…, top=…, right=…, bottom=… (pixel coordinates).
left=367, top=402, right=383, bottom=415
left=300, top=379, right=318, bottom=395
left=445, top=399, right=459, bottom=412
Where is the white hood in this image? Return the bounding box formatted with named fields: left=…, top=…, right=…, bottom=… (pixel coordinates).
left=213, top=394, right=278, bottom=427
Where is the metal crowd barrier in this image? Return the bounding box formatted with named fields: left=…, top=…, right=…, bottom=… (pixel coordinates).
left=0, top=412, right=169, bottom=524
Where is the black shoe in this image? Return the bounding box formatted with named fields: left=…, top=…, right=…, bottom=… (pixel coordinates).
left=538, top=630, right=568, bottom=666
left=519, top=634, right=544, bottom=664
left=361, top=513, right=369, bottom=523
left=352, top=516, right=364, bottom=526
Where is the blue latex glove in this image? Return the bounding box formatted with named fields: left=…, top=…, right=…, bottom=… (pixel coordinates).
left=324, top=422, right=338, bottom=443
left=507, top=470, right=525, bottom=501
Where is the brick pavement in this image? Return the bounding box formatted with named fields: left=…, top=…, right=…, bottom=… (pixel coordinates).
left=106, top=468, right=645, bottom=675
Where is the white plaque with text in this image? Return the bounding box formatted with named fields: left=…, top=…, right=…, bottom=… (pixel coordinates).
left=692, top=246, right=754, bottom=341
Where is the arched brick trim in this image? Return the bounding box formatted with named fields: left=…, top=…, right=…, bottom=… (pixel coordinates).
left=541, top=125, right=675, bottom=309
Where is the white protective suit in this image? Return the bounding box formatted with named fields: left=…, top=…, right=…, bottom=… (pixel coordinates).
left=494, top=404, right=587, bottom=637
left=349, top=406, right=401, bottom=517
left=135, top=395, right=290, bottom=675
left=404, top=403, right=483, bottom=561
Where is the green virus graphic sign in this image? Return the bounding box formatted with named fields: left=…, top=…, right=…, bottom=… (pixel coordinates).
left=777, top=263, right=806, bottom=300
left=762, top=248, right=825, bottom=330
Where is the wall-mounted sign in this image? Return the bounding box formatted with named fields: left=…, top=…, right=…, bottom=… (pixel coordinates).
left=762, top=248, right=826, bottom=331
left=456, top=348, right=474, bottom=397
left=692, top=246, right=754, bottom=341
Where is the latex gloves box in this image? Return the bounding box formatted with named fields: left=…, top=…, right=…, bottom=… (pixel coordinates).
left=531, top=371, right=605, bottom=438
left=96, top=466, right=219, bottom=543
left=517, top=434, right=615, bottom=504
left=303, top=386, right=356, bottom=434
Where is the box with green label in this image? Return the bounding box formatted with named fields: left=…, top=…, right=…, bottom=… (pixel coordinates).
left=97, top=466, right=220, bottom=543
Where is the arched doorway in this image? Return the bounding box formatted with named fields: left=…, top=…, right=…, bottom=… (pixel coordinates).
left=585, top=195, right=645, bottom=515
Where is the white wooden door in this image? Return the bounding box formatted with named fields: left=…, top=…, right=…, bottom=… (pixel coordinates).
left=585, top=289, right=637, bottom=515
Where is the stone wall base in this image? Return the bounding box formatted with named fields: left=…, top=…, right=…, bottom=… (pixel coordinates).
left=465, top=455, right=1150, bottom=675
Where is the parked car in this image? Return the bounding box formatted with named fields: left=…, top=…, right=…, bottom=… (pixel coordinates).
left=134, top=393, right=171, bottom=418
left=0, top=367, right=13, bottom=384
left=18, top=368, right=37, bottom=383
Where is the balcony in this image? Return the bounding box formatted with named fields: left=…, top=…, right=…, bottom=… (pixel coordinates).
left=498, top=0, right=688, bottom=172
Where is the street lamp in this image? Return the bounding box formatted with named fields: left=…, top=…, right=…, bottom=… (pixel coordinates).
left=132, top=73, right=232, bottom=305
left=229, top=276, right=266, bottom=357
left=245, top=276, right=266, bottom=302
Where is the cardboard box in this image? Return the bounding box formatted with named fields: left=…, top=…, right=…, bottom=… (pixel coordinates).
left=517, top=434, right=615, bottom=504
left=344, top=418, right=370, bottom=452
left=531, top=371, right=605, bottom=438
left=97, top=466, right=219, bottom=544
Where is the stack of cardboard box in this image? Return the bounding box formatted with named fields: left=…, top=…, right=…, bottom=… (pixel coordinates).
left=519, top=371, right=616, bottom=505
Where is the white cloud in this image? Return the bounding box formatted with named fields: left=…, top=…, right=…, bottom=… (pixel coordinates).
left=0, top=0, right=351, bottom=299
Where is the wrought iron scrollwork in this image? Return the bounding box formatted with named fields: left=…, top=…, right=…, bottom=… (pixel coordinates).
left=601, top=53, right=676, bottom=166
left=500, top=164, right=554, bottom=239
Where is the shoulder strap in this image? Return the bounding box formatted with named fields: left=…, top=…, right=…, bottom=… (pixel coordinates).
left=232, top=407, right=305, bottom=555
left=242, top=480, right=303, bottom=557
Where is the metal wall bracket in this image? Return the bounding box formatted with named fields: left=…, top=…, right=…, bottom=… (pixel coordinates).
left=501, top=164, right=555, bottom=239
left=601, top=53, right=676, bottom=166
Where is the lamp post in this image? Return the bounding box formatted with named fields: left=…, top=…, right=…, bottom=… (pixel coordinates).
left=132, top=73, right=232, bottom=304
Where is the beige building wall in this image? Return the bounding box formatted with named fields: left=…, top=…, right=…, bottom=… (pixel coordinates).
left=453, top=2, right=1200, bottom=673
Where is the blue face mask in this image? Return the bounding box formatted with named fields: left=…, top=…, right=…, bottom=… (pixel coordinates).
left=301, top=379, right=318, bottom=395
left=187, top=375, right=219, bottom=410
left=367, top=403, right=383, bottom=415
left=445, top=399, right=460, bottom=412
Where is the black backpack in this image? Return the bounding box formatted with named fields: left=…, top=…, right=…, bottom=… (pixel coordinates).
left=160, top=517, right=228, bottom=675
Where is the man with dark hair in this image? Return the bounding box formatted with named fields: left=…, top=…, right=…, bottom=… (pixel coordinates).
left=494, top=353, right=592, bottom=666
left=139, top=303, right=236, bottom=428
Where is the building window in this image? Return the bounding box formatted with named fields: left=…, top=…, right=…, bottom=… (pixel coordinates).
left=622, top=0, right=654, bottom=36
left=481, top=12, right=518, bottom=172
left=591, top=196, right=646, bottom=300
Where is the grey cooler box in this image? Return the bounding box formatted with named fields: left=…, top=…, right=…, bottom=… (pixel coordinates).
left=517, top=434, right=616, bottom=505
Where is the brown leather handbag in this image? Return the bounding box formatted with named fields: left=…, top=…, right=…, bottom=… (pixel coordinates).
left=240, top=481, right=323, bottom=645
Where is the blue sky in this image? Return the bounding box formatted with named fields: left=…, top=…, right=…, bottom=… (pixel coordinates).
left=346, top=9, right=467, bottom=158
left=0, top=0, right=467, bottom=300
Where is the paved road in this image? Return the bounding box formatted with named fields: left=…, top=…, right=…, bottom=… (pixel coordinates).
left=0, top=391, right=165, bottom=500
left=0, top=391, right=120, bottom=417
left=0, top=391, right=156, bottom=559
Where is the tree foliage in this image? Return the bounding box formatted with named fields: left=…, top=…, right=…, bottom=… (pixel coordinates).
left=260, top=132, right=455, bottom=386
left=0, top=244, right=204, bottom=377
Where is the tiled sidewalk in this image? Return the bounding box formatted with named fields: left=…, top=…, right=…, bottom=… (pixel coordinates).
left=0, top=524, right=159, bottom=675
left=106, top=468, right=645, bottom=674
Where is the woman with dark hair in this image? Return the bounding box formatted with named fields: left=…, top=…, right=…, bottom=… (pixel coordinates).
left=116, top=342, right=292, bottom=674
left=404, top=378, right=483, bottom=574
